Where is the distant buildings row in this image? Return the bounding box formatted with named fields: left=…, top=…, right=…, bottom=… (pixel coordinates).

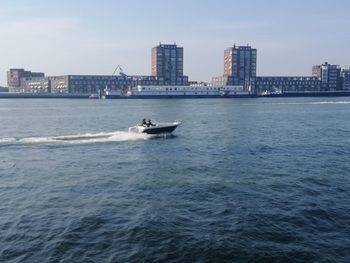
left=5, top=43, right=350, bottom=94
left=6, top=43, right=188, bottom=94
left=212, top=45, right=350, bottom=93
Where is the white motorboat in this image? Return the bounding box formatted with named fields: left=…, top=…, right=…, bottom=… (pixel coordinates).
left=129, top=120, right=181, bottom=134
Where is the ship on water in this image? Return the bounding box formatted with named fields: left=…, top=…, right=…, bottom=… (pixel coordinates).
left=104, top=85, right=255, bottom=99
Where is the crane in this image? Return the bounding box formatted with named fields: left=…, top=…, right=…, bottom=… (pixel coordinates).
left=112, top=65, right=127, bottom=77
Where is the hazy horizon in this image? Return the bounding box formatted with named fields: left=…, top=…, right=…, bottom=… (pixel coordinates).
left=1, top=0, right=350, bottom=86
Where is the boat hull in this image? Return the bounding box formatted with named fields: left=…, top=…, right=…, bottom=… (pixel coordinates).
left=142, top=125, right=178, bottom=134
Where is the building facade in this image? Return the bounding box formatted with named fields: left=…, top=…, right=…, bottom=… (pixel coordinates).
left=212, top=75, right=234, bottom=86
left=7, top=68, right=45, bottom=91
left=151, top=43, right=188, bottom=85
left=213, top=44, right=257, bottom=91
left=18, top=74, right=161, bottom=94
left=8, top=66, right=163, bottom=94
left=312, top=62, right=341, bottom=90
left=224, top=45, right=257, bottom=79
left=20, top=77, right=51, bottom=93
left=66, top=75, right=161, bottom=94
left=341, top=68, right=350, bottom=90
left=0, top=86, right=8, bottom=92
left=256, top=76, right=321, bottom=93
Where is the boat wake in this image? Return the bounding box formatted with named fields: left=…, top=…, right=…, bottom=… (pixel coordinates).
left=244, top=101, right=350, bottom=106
left=0, top=131, right=153, bottom=146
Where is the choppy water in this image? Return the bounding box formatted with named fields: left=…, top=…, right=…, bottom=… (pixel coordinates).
left=1, top=98, right=350, bottom=262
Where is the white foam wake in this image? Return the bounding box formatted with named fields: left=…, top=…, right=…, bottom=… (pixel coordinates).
left=0, top=131, right=152, bottom=146
left=259, top=101, right=350, bottom=106
left=0, top=138, right=17, bottom=143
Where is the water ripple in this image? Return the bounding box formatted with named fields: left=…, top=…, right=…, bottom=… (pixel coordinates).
left=1, top=98, right=350, bottom=262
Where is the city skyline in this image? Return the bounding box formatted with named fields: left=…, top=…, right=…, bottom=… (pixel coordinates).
left=1, top=0, right=350, bottom=86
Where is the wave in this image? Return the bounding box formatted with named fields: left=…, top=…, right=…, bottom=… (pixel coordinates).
left=0, top=131, right=152, bottom=146
left=271, top=101, right=350, bottom=106
left=243, top=101, right=350, bottom=106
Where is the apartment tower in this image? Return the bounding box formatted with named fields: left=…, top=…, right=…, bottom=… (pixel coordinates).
left=151, top=43, right=187, bottom=85
left=312, top=62, right=341, bottom=90
left=224, top=44, right=257, bottom=88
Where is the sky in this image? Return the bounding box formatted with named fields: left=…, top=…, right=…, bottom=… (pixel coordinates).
left=0, top=0, right=350, bottom=86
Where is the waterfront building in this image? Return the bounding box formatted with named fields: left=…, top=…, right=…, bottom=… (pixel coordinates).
left=312, top=62, right=341, bottom=90
left=255, top=76, right=321, bottom=94
left=10, top=68, right=161, bottom=94
left=34, top=74, right=158, bottom=94
left=151, top=43, right=188, bottom=85
left=212, top=44, right=257, bottom=91
left=223, top=44, right=257, bottom=79
left=48, top=75, right=155, bottom=94
left=0, top=86, right=9, bottom=92
left=212, top=75, right=235, bottom=86
left=131, top=75, right=159, bottom=87
left=20, top=77, right=51, bottom=93
left=341, top=68, right=350, bottom=90
left=65, top=75, right=159, bottom=94
left=188, top=81, right=211, bottom=87
left=7, top=68, right=45, bottom=92
left=65, top=75, right=126, bottom=94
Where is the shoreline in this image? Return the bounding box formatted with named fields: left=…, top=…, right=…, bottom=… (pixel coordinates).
left=0, top=93, right=89, bottom=99
left=1, top=91, right=350, bottom=99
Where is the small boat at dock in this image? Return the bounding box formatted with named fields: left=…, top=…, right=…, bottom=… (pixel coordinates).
left=88, top=94, right=100, bottom=99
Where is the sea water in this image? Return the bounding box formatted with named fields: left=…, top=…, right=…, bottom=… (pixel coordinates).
left=1, top=98, right=350, bottom=262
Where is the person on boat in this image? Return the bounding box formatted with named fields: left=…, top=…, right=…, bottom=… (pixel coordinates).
left=146, top=119, right=155, bottom=127
left=141, top=118, right=147, bottom=126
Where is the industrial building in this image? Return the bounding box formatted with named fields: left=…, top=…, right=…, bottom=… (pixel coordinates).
left=7, top=69, right=45, bottom=92
left=255, top=76, right=321, bottom=93
left=19, top=74, right=160, bottom=94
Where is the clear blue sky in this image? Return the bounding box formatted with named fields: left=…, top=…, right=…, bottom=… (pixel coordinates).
left=0, top=0, right=349, bottom=85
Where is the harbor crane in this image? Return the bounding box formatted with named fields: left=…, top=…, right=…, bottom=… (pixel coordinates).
left=112, top=65, right=127, bottom=77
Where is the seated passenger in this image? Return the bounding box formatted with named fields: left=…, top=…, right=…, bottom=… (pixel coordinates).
left=141, top=118, right=147, bottom=126
left=146, top=119, right=155, bottom=127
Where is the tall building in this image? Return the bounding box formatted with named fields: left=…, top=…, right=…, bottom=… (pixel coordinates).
left=213, top=44, right=257, bottom=91
left=151, top=43, right=188, bottom=85
left=225, top=44, right=257, bottom=88
left=312, top=62, right=341, bottom=90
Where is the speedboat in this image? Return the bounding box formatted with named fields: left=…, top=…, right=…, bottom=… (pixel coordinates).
left=129, top=120, right=181, bottom=134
